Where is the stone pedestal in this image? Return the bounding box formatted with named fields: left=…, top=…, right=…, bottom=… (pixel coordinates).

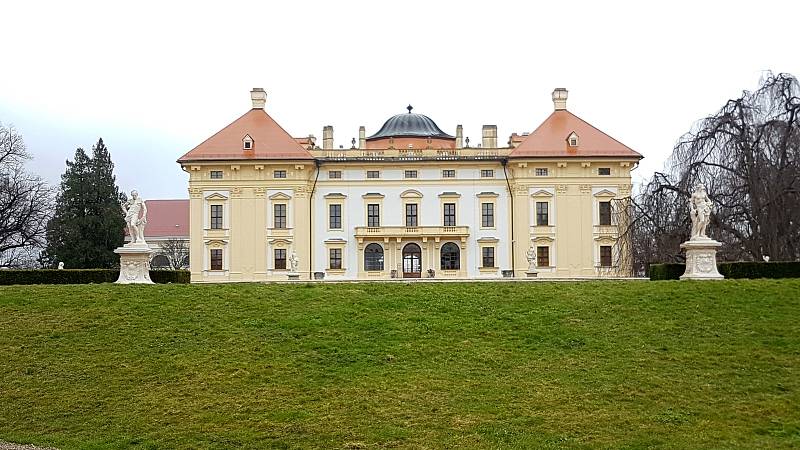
left=526, top=270, right=538, bottom=278
left=287, top=272, right=300, bottom=281
left=114, top=244, right=154, bottom=284
left=680, top=239, right=724, bottom=280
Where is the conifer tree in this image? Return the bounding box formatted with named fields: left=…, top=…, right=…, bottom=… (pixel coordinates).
left=45, top=138, right=126, bottom=268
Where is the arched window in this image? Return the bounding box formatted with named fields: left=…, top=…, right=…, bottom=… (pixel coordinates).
left=440, top=242, right=460, bottom=270
left=364, top=243, right=384, bottom=271
left=151, top=254, right=170, bottom=269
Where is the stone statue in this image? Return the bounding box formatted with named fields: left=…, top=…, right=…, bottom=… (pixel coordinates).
left=680, top=182, right=723, bottom=280
left=121, top=190, right=148, bottom=245
left=289, top=251, right=299, bottom=273
left=526, top=247, right=536, bottom=268
left=57, top=262, right=64, bottom=270
left=689, top=183, right=713, bottom=240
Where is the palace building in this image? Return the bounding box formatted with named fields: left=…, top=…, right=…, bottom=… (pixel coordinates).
left=177, top=88, right=641, bottom=282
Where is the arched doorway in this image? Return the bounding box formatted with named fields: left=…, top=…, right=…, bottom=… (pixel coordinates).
left=402, top=243, right=422, bottom=278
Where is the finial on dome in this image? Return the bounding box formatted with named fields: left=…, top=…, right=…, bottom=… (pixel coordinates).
left=407, top=104, right=413, bottom=113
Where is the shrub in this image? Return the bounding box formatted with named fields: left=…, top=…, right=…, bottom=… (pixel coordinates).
left=649, top=264, right=686, bottom=280
left=149, top=270, right=191, bottom=284
left=718, top=261, right=800, bottom=279
left=0, top=269, right=190, bottom=285
left=649, top=261, right=800, bottom=280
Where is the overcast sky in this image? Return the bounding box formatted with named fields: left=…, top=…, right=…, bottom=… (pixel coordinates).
left=1, top=0, right=798, bottom=199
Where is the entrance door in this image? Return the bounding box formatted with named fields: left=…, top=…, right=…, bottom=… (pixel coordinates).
left=402, top=243, right=422, bottom=278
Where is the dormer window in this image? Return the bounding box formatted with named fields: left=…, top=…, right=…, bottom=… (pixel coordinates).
left=567, top=131, right=579, bottom=147
left=242, top=134, right=254, bottom=151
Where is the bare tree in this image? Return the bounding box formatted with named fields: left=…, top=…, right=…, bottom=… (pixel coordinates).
left=0, top=124, right=53, bottom=268
left=157, top=237, right=189, bottom=270
left=618, top=72, right=800, bottom=275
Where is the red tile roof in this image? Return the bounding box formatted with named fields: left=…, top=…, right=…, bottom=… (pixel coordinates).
left=144, top=199, right=189, bottom=238
left=178, top=109, right=314, bottom=162
left=509, top=110, right=642, bottom=158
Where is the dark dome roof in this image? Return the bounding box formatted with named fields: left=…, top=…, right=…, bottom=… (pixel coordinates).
left=367, top=106, right=454, bottom=140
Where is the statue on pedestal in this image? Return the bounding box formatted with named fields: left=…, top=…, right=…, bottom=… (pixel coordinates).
left=115, top=189, right=153, bottom=284
left=289, top=251, right=299, bottom=273
left=121, top=190, right=148, bottom=246
left=680, top=183, right=723, bottom=280
left=525, top=246, right=538, bottom=277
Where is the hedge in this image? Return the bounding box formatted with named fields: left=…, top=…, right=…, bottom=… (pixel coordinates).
left=648, top=264, right=686, bottom=281
left=649, top=261, right=800, bottom=280
left=0, top=269, right=190, bottom=285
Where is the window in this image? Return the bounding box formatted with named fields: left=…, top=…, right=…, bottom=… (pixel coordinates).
left=443, top=203, right=456, bottom=226
left=210, top=249, right=222, bottom=270
left=274, top=204, right=287, bottom=229
left=274, top=248, right=286, bottom=270
left=536, top=202, right=549, bottom=226
left=482, top=247, right=495, bottom=268
left=364, top=243, right=384, bottom=271
left=600, top=246, right=613, bottom=267
left=599, top=201, right=611, bottom=225
left=367, top=204, right=380, bottom=227
left=329, top=248, right=342, bottom=270
left=404, top=170, right=418, bottom=179
left=440, top=242, right=460, bottom=270
left=243, top=141, right=252, bottom=150
left=329, top=204, right=342, bottom=229
left=329, top=170, right=342, bottom=179
left=151, top=254, right=170, bottom=269
left=405, top=203, right=418, bottom=227
left=535, top=168, right=548, bottom=176
left=537, top=246, right=549, bottom=267
left=210, top=170, right=223, bottom=179
left=481, top=202, right=494, bottom=228
left=481, top=169, right=494, bottom=178
left=442, top=169, right=456, bottom=178
left=367, top=170, right=380, bottom=179
left=273, top=170, right=287, bottom=179
left=210, top=205, right=223, bottom=229
left=598, top=167, right=611, bottom=176
left=569, top=137, right=578, bottom=146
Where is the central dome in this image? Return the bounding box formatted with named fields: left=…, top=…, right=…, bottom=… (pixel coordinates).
left=367, top=106, right=454, bottom=140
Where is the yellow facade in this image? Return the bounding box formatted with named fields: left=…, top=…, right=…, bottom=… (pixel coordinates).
left=179, top=89, right=641, bottom=282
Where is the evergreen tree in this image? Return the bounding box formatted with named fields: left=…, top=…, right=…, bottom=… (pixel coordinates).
left=45, top=139, right=126, bottom=268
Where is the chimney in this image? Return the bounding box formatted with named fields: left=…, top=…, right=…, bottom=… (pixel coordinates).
left=482, top=125, right=497, bottom=149
left=359, top=126, right=366, bottom=149
left=250, top=88, right=267, bottom=109
left=552, top=88, right=568, bottom=111
left=455, top=125, right=463, bottom=149
left=322, top=126, right=334, bottom=150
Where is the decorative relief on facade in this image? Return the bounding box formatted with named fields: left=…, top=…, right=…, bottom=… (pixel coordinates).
left=254, top=187, right=267, bottom=197
left=231, top=187, right=242, bottom=198
left=189, top=187, right=202, bottom=199
left=579, top=184, right=592, bottom=194
left=618, top=184, right=633, bottom=195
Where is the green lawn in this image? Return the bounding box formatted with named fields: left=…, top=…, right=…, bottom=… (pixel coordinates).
left=1, top=280, right=799, bottom=449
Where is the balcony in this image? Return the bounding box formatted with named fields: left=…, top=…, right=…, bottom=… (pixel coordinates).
left=354, top=225, right=470, bottom=238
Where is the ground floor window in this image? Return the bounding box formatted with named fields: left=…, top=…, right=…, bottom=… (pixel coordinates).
left=151, top=254, right=170, bottom=269
left=600, top=246, right=613, bottom=267
left=274, top=248, right=287, bottom=270
left=364, top=243, right=384, bottom=271
left=329, top=248, right=342, bottom=269
left=482, top=247, right=495, bottom=268
left=440, top=242, right=460, bottom=270
left=210, top=249, right=222, bottom=270
left=536, top=246, right=549, bottom=267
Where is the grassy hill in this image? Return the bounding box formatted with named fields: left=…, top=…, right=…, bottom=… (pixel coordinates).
left=1, top=280, right=798, bottom=449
